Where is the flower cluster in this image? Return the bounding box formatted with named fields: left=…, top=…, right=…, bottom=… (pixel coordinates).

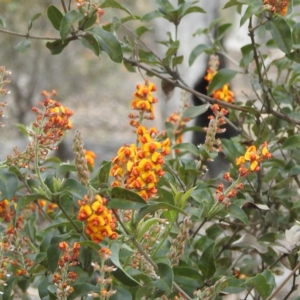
left=0, top=212, right=36, bottom=281
left=84, top=149, right=97, bottom=167
left=202, top=104, right=228, bottom=152
left=77, top=195, right=118, bottom=243
left=52, top=242, right=81, bottom=298
left=167, top=217, right=192, bottom=266
left=73, top=131, right=91, bottom=187
left=89, top=247, right=116, bottom=299
left=110, top=126, right=170, bottom=200
left=6, top=90, right=73, bottom=169
left=166, top=94, right=190, bottom=151
left=130, top=81, right=158, bottom=125
left=111, top=81, right=170, bottom=201
left=0, top=199, right=14, bottom=222
left=263, top=0, right=289, bottom=15
left=204, top=55, right=234, bottom=103
left=0, top=66, right=10, bottom=128
left=76, top=0, right=104, bottom=21
left=236, top=142, right=272, bottom=176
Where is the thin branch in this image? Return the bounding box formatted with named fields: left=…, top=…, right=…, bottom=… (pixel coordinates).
left=267, top=259, right=300, bottom=300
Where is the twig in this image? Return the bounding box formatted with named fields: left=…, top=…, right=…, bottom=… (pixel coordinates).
left=267, top=259, right=300, bottom=300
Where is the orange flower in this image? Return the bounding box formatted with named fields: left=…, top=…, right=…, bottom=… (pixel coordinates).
left=84, top=150, right=97, bottom=167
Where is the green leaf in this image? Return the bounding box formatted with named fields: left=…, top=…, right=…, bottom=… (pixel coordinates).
left=189, top=44, right=211, bottom=66
left=135, top=202, right=186, bottom=226
left=173, top=143, right=199, bottom=156
left=79, top=14, right=97, bottom=30
left=207, top=69, right=238, bottom=95
left=141, top=10, right=163, bottom=22
left=135, top=25, right=152, bottom=37
left=98, top=160, right=112, bottom=184
left=86, top=27, right=123, bottom=63
left=61, top=178, right=88, bottom=199
left=110, top=286, right=132, bottom=300
left=67, top=283, right=98, bottom=300
left=60, top=10, right=84, bottom=41
left=245, top=273, right=273, bottom=299
left=110, top=241, right=139, bottom=286
left=223, top=0, right=240, bottom=9
left=0, top=15, right=6, bottom=27
left=182, top=5, right=205, bottom=17
left=101, top=0, right=133, bottom=16
left=0, top=171, right=18, bottom=200
left=286, top=49, right=300, bottom=63
left=198, top=242, right=216, bottom=278
left=174, top=267, right=204, bottom=295
left=28, top=13, right=41, bottom=31
left=172, top=55, right=183, bottom=68
left=282, top=135, right=300, bottom=150
left=47, top=5, right=63, bottom=31
left=81, top=35, right=100, bottom=56
left=183, top=103, right=210, bottom=118
left=265, top=18, right=292, bottom=54
left=14, top=39, right=31, bottom=52
left=227, top=204, right=249, bottom=225
left=293, top=22, right=300, bottom=46
left=110, top=187, right=148, bottom=210
left=46, top=40, right=69, bottom=55
left=78, top=240, right=101, bottom=252
left=153, top=263, right=173, bottom=293
left=47, top=245, right=60, bottom=273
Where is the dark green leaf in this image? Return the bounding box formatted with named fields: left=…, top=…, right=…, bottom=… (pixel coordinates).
left=101, top=0, right=133, bottom=16
left=135, top=202, right=186, bottom=226
left=110, top=241, right=139, bottom=286
left=141, top=10, right=163, bottom=22
left=183, top=6, right=205, bottom=17
left=0, top=16, right=6, bottom=27
left=189, top=44, right=211, bottom=66
left=79, top=14, right=97, bottom=30
left=207, top=69, right=237, bottom=95
left=78, top=241, right=101, bottom=252
left=47, top=245, right=60, bottom=273
left=173, top=143, right=199, bottom=156
left=14, top=39, right=31, bottom=52
left=282, top=135, right=300, bottom=150
left=174, top=267, right=204, bottom=295
left=46, top=40, right=69, bottom=55
left=60, top=10, right=84, bottom=41
left=153, top=263, right=173, bottom=293
left=286, top=49, right=300, bottom=63
left=28, top=13, right=41, bottom=31
left=265, top=17, right=292, bottom=54
left=110, top=286, right=132, bottom=300
left=98, top=160, right=112, bottom=184
left=110, top=187, right=148, bottom=210
left=223, top=0, right=240, bottom=9
left=227, top=204, right=249, bottom=225
left=172, top=55, right=183, bottom=68
left=123, top=59, right=136, bottom=72
left=183, top=103, right=210, bottom=118
left=293, top=22, right=300, bottom=46
left=47, top=5, right=63, bottom=31
left=0, top=171, right=18, bottom=200
left=86, top=27, right=123, bottom=63
left=81, top=35, right=100, bottom=56
left=61, top=178, right=87, bottom=199
left=135, top=26, right=152, bottom=37
left=245, top=273, right=273, bottom=299
left=198, top=242, right=216, bottom=278
left=38, top=276, right=50, bottom=299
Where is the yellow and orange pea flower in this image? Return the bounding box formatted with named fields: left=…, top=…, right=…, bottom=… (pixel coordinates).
left=110, top=82, right=170, bottom=201
left=84, top=149, right=97, bottom=167
left=236, top=142, right=272, bottom=174
left=77, top=195, right=118, bottom=243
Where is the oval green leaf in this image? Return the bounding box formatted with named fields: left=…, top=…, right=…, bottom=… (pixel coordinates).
left=0, top=171, right=18, bottom=200
left=207, top=68, right=237, bottom=95
left=183, top=103, right=210, bottom=118
left=60, top=10, right=84, bottom=40
left=265, top=17, right=292, bottom=54
left=86, top=27, right=123, bottom=63
left=47, top=5, right=63, bottom=31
